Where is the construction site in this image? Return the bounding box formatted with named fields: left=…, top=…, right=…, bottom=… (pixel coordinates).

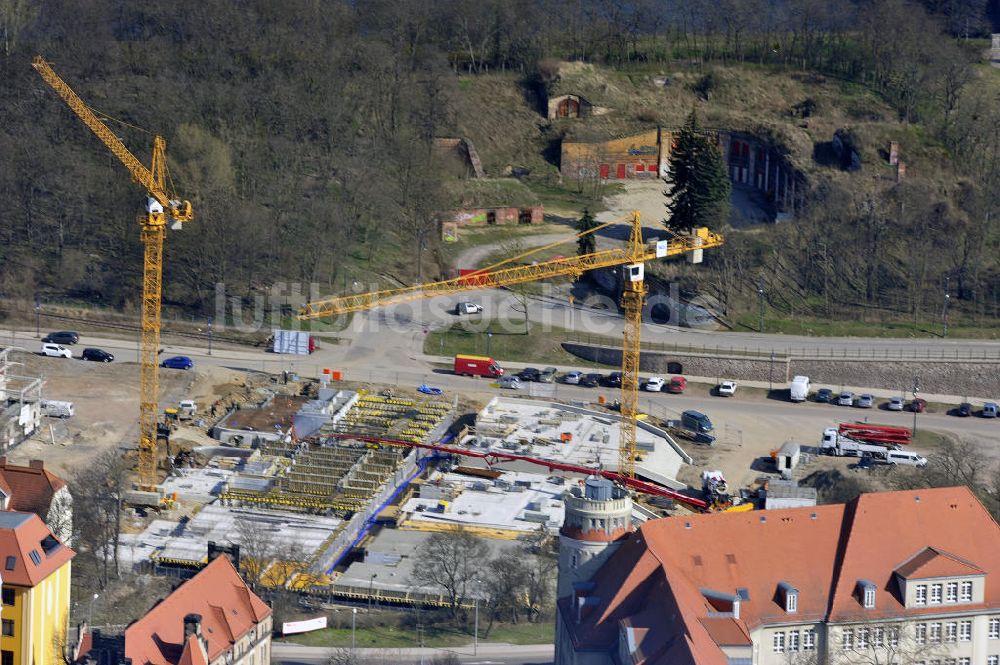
left=7, top=55, right=955, bottom=628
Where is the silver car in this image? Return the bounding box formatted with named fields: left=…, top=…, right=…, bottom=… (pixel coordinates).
left=887, top=396, right=904, bottom=411
left=838, top=392, right=854, bottom=406
left=564, top=371, right=582, bottom=385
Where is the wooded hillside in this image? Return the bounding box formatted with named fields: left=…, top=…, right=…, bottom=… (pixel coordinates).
left=1, top=0, right=998, bottom=329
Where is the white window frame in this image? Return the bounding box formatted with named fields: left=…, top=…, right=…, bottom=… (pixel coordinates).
left=960, top=580, right=972, bottom=602
left=946, top=582, right=958, bottom=603
left=916, top=623, right=927, bottom=644
left=864, top=586, right=876, bottom=608
left=873, top=626, right=884, bottom=647
left=803, top=628, right=816, bottom=651
left=987, top=656, right=999, bottom=665
left=945, top=621, right=957, bottom=643
left=842, top=628, right=854, bottom=651
left=774, top=632, right=785, bottom=653
left=957, top=658, right=969, bottom=665
left=858, top=627, right=870, bottom=649
left=789, top=630, right=800, bottom=652
left=888, top=625, right=899, bottom=648
left=931, top=583, right=943, bottom=604
left=787, top=591, right=798, bottom=613
left=959, top=620, right=971, bottom=642
left=992, top=618, right=1000, bottom=640
left=929, top=622, right=942, bottom=643
left=916, top=584, right=928, bottom=605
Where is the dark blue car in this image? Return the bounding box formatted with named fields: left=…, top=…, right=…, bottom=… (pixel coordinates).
left=161, top=355, right=194, bottom=370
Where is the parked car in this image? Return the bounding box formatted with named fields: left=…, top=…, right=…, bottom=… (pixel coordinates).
left=602, top=372, right=622, bottom=388
left=498, top=375, right=521, bottom=390
left=956, top=402, right=973, bottom=417
left=854, top=455, right=875, bottom=472
left=454, top=302, right=483, bottom=315
left=81, top=347, right=114, bottom=362
left=42, top=331, right=79, bottom=345
left=563, top=371, right=582, bottom=385
left=856, top=394, right=874, bottom=408
left=909, top=398, right=927, bottom=413
left=838, top=391, right=854, bottom=406
left=40, top=343, right=72, bottom=359
left=717, top=380, right=737, bottom=397
left=667, top=376, right=687, bottom=394
left=983, top=402, right=999, bottom=418
left=517, top=367, right=541, bottom=382
left=644, top=377, right=665, bottom=392
left=580, top=373, right=601, bottom=388
left=887, top=396, right=905, bottom=411
left=815, top=388, right=834, bottom=403
left=161, top=355, right=194, bottom=370
left=539, top=367, right=558, bottom=383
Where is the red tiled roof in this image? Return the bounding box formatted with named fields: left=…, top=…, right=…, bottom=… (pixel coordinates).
left=125, top=557, right=271, bottom=665
left=0, top=458, right=67, bottom=518
left=177, top=636, right=207, bottom=665
left=828, top=487, right=1000, bottom=621
left=698, top=618, right=752, bottom=646
left=894, top=546, right=985, bottom=580
left=0, top=510, right=74, bottom=587
left=561, top=486, right=1000, bottom=665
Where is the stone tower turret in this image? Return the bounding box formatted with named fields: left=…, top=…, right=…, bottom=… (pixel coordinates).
left=557, top=476, right=633, bottom=599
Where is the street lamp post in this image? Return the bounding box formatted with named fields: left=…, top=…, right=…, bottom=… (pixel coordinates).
left=34, top=295, right=40, bottom=338
left=486, top=331, right=493, bottom=356
left=942, top=277, right=951, bottom=337
left=351, top=608, right=357, bottom=651
left=473, top=578, right=483, bottom=656
left=88, top=593, right=99, bottom=627
left=757, top=284, right=765, bottom=333
left=911, top=377, right=921, bottom=435
left=368, top=573, right=377, bottom=609
left=207, top=316, right=214, bottom=355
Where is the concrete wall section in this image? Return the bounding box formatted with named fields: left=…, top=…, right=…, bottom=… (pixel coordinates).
left=562, top=342, right=1000, bottom=397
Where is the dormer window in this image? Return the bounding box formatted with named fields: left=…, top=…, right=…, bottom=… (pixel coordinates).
left=857, top=580, right=877, bottom=609
left=778, top=581, right=798, bottom=614
left=961, top=581, right=973, bottom=602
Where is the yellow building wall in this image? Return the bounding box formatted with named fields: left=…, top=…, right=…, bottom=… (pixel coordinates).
left=1, top=560, right=72, bottom=665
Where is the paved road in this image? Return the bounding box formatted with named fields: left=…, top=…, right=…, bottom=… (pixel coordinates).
left=273, top=642, right=553, bottom=665
left=6, top=329, right=999, bottom=443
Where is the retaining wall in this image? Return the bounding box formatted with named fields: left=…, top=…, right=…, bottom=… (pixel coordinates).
left=562, top=342, right=1000, bottom=397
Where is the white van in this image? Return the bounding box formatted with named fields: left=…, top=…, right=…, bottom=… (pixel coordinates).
left=886, top=450, right=927, bottom=467
left=789, top=375, right=810, bottom=402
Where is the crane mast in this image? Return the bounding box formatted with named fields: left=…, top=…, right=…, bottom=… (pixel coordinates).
left=33, top=56, right=193, bottom=489
left=300, top=213, right=722, bottom=480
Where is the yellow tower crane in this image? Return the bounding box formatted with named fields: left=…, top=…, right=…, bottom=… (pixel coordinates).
left=299, top=213, right=722, bottom=478
left=33, top=56, right=193, bottom=489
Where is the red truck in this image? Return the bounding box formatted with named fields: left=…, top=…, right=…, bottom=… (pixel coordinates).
left=454, top=354, right=504, bottom=378
left=667, top=376, right=687, bottom=394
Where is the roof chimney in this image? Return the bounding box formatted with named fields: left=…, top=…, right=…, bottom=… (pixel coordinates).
left=29, top=460, right=45, bottom=470
left=183, top=614, right=202, bottom=640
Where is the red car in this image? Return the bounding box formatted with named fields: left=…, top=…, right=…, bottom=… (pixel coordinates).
left=667, top=376, right=687, bottom=394
left=909, top=398, right=927, bottom=413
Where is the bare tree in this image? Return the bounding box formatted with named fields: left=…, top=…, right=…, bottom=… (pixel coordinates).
left=0, top=0, right=37, bottom=56
left=410, top=527, right=491, bottom=617
left=234, top=515, right=278, bottom=590
left=831, top=620, right=946, bottom=665
left=71, top=450, right=130, bottom=587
